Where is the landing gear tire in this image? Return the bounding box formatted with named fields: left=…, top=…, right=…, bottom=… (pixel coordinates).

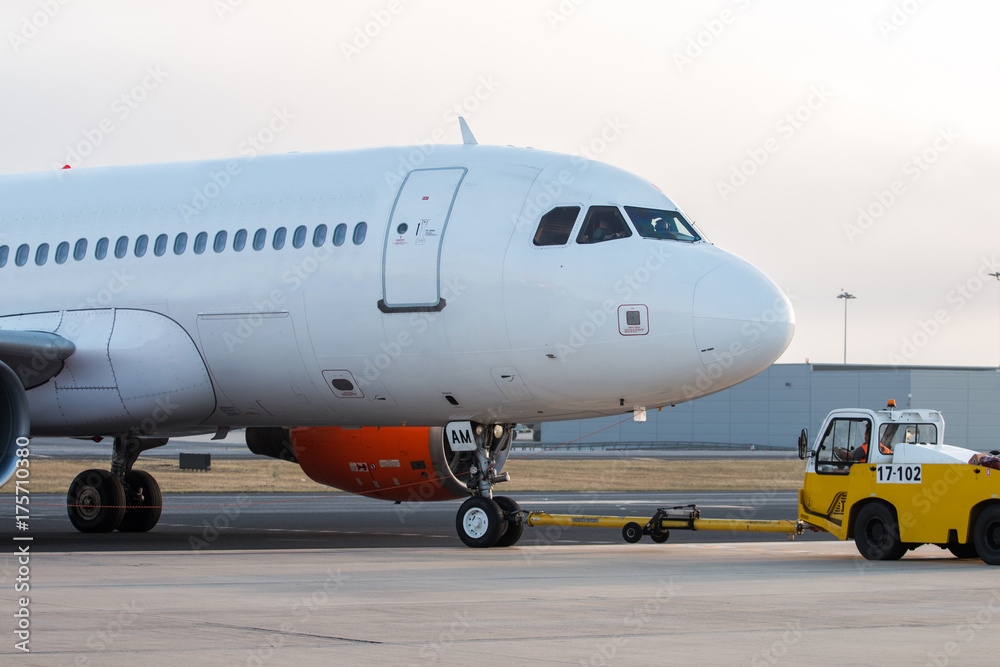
left=456, top=496, right=505, bottom=548
left=622, top=522, right=643, bottom=544
left=67, top=469, right=126, bottom=533
left=492, top=496, right=524, bottom=547
left=117, top=470, right=162, bottom=533
left=973, top=504, right=1000, bottom=565
left=854, top=501, right=907, bottom=561
left=650, top=531, right=670, bottom=544
left=947, top=542, right=979, bottom=559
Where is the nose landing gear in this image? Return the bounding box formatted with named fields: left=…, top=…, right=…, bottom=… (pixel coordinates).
left=454, top=423, right=523, bottom=548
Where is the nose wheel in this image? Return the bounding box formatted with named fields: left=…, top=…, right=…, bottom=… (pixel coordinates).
left=455, top=495, right=524, bottom=548
left=453, top=423, right=522, bottom=547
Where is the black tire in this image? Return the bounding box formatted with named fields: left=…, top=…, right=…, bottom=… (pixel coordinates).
left=492, top=496, right=524, bottom=547
left=67, top=469, right=126, bottom=533
left=118, top=470, right=162, bottom=533
left=947, top=542, right=979, bottom=559
left=854, top=502, right=907, bottom=561
left=622, top=522, right=643, bottom=544
left=456, top=496, right=505, bottom=548
left=973, top=504, right=1000, bottom=565
left=650, top=531, right=670, bottom=544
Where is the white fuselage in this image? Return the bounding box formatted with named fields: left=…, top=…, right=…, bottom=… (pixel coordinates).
left=0, top=144, right=794, bottom=437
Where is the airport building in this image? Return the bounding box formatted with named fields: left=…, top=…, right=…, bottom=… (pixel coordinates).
left=538, top=364, right=1000, bottom=452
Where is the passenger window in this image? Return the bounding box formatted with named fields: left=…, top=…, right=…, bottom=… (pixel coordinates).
left=353, top=222, right=367, bottom=245
left=815, top=418, right=872, bottom=474
left=115, top=236, right=129, bottom=259
left=134, top=235, right=149, bottom=257
left=332, top=223, right=347, bottom=247
left=74, top=239, right=88, bottom=261
left=253, top=228, right=267, bottom=251
left=213, top=231, right=227, bottom=253
left=233, top=229, right=247, bottom=252
left=193, top=232, right=208, bottom=255
left=55, top=242, right=70, bottom=264
left=0, top=245, right=8, bottom=268
left=273, top=227, right=287, bottom=250
left=292, top=225, right=307, bottom=249
left=174, top=233, right=188, bottom=255
left=533, top=207, right=580, bottom=246
left=35, top=243, right=49, bottom=266
left=95, top=238, right=109, bottom=260
left=313, top=224, right=328, bottom=247
left=15, top=244, right=29, bottom=267
left=154, top=234, right=168, bottom=257
left=577, top=206, right=632, bottom=244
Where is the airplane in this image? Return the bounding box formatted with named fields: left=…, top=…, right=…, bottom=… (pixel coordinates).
left=0, top=120, right=794, bottom=547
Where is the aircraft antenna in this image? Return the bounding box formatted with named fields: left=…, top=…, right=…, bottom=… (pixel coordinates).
left=458, top=117, right=478, bottom=145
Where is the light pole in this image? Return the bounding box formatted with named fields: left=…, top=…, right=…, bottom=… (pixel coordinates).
left=991, top=272, right=1000, bottom=367
left=837, top=291, right=856, bottom=364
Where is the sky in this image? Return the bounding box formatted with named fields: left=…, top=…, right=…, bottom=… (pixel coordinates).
left=2, top=0, right=999, bottom=368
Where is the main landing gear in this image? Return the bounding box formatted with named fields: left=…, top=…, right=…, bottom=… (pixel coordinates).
left=66, top=435, right=166, bottom=533
left=454, top=423, right=524, bottom=548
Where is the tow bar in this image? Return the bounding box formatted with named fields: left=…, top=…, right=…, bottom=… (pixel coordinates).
left=525, top=504, right=805, bottom=544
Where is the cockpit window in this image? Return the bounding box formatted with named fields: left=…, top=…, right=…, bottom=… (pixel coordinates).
left=533, top=206, right=580, bottom=246
left=577, top=206, right=632, bottom=244
left=624, top=206, right=701, bottom=242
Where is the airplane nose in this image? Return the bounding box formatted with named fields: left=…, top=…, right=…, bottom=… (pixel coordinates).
left=692, top=259, right=794, bottom=385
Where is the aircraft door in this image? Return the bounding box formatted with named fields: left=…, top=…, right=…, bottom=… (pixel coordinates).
left=379, top=167, right=467, bottom=312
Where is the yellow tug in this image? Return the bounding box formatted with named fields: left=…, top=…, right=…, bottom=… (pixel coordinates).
left=525, top=401, right=1000, bottom=565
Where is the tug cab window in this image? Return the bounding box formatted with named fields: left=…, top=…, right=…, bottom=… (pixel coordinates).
left=878, top=423, right=937, bottom=450
left=533, top=206, right=580, bottom=246
left=815, top=417, right=872, bottom=475
left=624, top=206, right=701, bottom=242
left=577, top=206, right=632, bottom=244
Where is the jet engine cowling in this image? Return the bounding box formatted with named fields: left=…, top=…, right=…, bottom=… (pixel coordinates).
left=290, top=426, right=506, bottom=502
left=0, top=360, right=30, bottom=488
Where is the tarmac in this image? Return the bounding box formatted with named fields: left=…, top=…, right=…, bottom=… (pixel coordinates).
left=9, top=541, right=997, bottom=665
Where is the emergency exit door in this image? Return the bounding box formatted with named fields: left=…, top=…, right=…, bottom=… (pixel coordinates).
left=379, top=167, right=467, bottom=312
